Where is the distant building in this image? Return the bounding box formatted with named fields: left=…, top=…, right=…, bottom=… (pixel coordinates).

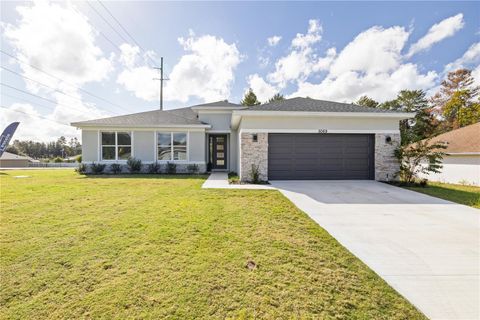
left=418, top=122, right=480, bottom=186
left=0, top=152, right=35, bottom=168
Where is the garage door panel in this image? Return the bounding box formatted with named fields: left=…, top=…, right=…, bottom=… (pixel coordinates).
left=268, top=133, right=374, bottom=180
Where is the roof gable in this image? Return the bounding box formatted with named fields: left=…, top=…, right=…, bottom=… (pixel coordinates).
left=425, top=122, right=480, bottom=153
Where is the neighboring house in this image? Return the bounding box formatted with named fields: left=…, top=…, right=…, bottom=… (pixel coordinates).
left=71, top=97, right=413, bottom=181
left=418, top=122, right=480, bottom=186
left=0, top=152, right=32, bottom=168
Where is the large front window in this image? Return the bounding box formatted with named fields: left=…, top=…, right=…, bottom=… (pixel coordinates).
left=101, top=131, right=131, bottom=160
left=157, top=132, right=187, bottom=161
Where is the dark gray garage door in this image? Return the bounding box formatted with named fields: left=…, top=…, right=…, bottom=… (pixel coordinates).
left=268, top=133, right=374, bottom=180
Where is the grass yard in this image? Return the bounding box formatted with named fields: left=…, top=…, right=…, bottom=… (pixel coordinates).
left=403, top=182, right=480, bottom=209
left=0, top=170, right=425, bottom=319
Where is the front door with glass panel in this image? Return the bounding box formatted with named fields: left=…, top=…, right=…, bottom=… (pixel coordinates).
left=211, top=135, right=227, bottom=170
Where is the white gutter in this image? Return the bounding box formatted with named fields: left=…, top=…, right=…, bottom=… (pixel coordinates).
left=232, top=110, right=415, bottom=118
left=70, top=123, right=212, bottom=129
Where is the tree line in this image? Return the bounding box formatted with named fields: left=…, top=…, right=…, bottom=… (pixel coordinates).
left=241, top=68, right=480, bottom=145
left=6, top=136, right=81, bottom=159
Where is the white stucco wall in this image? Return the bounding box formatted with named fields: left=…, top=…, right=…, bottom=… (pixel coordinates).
left=82, top=130, right=98, bottom=162
left=198, top=113, right=231, bottom=131
left=80, top=129, right=206, bottom=164
left=133, top=131, right=155, bottom=162
left=418, top=155, right=480, bottom=186
left=238, top=115, right=400, bottom=132
left=189, top=131, right=206, bottom=162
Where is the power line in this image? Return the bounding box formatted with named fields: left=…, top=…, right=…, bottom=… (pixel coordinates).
left=0, top=50, right=131, bottom=113
left=97, top=0, right=157, bottom=66
left=71, top=4, right=123, bottom=54
left=0, top=82, right=112, bottom=116
left=2, top=92, right=58, bottom=112
left=1, top=66, right=119, bottom=115
left=86, top=2, right=132, bottom=50
left=0, top=106, right=71, bottom=127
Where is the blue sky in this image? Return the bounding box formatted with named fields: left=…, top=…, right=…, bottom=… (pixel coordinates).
left=1, top=1, right=479, bottom=140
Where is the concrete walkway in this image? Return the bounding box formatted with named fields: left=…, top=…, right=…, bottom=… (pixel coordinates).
left=201, top=172, right=275, bottom=189
left=271, top=180, right=480, bottom=320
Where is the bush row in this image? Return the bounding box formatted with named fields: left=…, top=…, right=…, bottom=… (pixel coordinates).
left=76, top=158, right=201, bottom=175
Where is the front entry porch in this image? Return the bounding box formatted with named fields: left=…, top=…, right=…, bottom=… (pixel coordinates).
left=208, top=134, right=228, bottom=171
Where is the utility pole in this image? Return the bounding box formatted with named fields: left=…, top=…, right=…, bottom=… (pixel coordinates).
left=153, top=57, right=168, bottom=110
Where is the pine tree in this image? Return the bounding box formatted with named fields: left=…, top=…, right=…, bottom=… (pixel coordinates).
left=355, top=96, right=379, bottom=108
left=267, top=93, right=285, bottom=103
left=240, top=89, right=261, bottom=106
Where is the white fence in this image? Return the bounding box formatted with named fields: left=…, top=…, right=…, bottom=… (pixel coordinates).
left=28, top=162, right=78, bottom=168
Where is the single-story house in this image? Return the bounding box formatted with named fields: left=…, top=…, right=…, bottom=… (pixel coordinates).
left=418, top=122, right=480, bottom=186
left=71, top=97, right=413, bottom=181
left=0, top=152, right=32, bottom=168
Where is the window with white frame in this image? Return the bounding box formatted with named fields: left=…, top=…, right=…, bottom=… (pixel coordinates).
left=101, top=131, right=132, bottom=160
left=157, top=132, right=187, bottom=161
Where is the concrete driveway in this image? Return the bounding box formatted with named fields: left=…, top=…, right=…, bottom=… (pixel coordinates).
left=271, top=180, right=480, bottom=320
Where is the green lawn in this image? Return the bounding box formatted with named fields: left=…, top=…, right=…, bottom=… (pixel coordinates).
left=404, top=182, right=480, bottom=209
left=0, top=170, right=424, bottom=319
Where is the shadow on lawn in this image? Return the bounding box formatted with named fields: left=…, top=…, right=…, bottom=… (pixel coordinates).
left=406, top=184, right=480, bottom=207
left=82, top=174, right=208, bottom=180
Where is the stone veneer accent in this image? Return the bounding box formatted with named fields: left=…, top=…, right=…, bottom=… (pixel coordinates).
left=238, top=132, right=399, bottom=182
left=240, top=132, right=268, bottom=182
left=374, top=133, right=400, bottom=181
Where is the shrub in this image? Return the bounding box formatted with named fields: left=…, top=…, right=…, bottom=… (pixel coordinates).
left=76, top=155, right=82, bottom=163
left=90, top=162, right=106, bottom=174
left=75, top=163, right=87, bottom=174
left=53, top=157, right=63, bottom=163
left=187, top=164, right=199, bottom=174
left=166, top=162, right=176, bottom=174
left=127, top=157, right=142, bottom=173
left=110, top=163, right=122, bottom=174
left=394, top=138, right=447, bottom=184
left=250, top=164, right=261, bottom=184
left=419, top=178, right=428, bottom=187
left=228, top=172, right=240, bottom=184
left=147, top=162, right=161, bottom=174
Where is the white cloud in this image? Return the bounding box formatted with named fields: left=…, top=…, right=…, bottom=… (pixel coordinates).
left=407, top=13, right=464, bottom=58
left=291, top=19, right=322, bottom=49
left=116, top=43, right=159, bottom=101
left=118, top=34, right=242, bottom=104
left=247, top=74, right=278, bottom=103
left=0, top=103, right=77, bottom=142
left=118, top=43, right=141, bottom=68
left=267, top=35, right=282, bottom=47
left=164, top=34, right=242, bottom=103
left=330, top=26, right=409, bottom=77
left=266, top=19, right=328, bottom=88
left=117, top=65, right=159, bottom=101
left=4, top=1, right=113, bottom=90
left=444, top=42, right=480, bottom=72
left=472, top=65, right=480, bottom=87
left=2, top=1, right=115, bottom=141
left=289, top=25, right=437, bottom=102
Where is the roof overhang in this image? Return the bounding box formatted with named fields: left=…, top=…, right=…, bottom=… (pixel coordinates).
left=231, top=110, right=415, bottom=129
left=191, top=106, right=247, bottom=111
left=70, top=123, right=212, bottom=129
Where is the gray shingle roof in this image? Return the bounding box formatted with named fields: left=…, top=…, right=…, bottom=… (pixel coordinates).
left=71, top=107, right=207, bottom=127
left=191, top=100, right=242, bottom=108
left=248, top=97, right=401, bottom=113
